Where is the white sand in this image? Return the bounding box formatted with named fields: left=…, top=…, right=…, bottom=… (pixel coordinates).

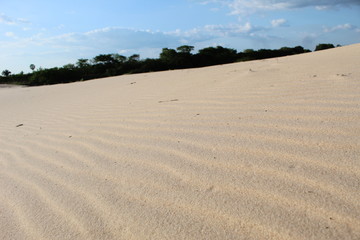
left=0, top=44, right=359, bottom=240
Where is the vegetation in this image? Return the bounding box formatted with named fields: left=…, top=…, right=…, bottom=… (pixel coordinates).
left=2, top=69, right=11, bottom=77
left=315, top=43, right=335, bottom=51
left=30, top=64, right=36, bottom=71
left=0, top=43, right=336, bottom=86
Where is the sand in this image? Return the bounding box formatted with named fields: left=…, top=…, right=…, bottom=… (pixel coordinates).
left=0, top=84, right=25, bottom=89
left=0, top=44, right=359, bottom=240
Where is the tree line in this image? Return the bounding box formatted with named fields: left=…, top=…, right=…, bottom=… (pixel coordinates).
left=0, top=43, right=336, bottom=86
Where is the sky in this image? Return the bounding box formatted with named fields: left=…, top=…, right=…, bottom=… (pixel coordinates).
left=0, top=0, right=359, bottom=73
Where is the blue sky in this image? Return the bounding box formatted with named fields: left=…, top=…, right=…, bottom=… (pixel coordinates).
left=1, top=0, right=359, bottom=73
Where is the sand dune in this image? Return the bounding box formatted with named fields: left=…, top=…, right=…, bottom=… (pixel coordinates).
left=0, top=44, right=359, bottom=240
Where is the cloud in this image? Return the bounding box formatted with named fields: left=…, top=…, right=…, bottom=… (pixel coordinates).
left=1, top=23, right=269, bottom=57
left=2, top=26, right=219, bottom=72
left=5, top=32, right=16, bottom=38
left=166, top=22, right=262, bottom=42
left=323, top=23, right=359, bottom=33
left=202, top=0, right=360, bottom=14
left=200, top=22, right=254, bottom=35
left=271, top=19, right=287, bottom=27
left=0, top=14, right=15, bottom=25
left=22, top=27, right=178, bottom=53
left=0, top=23, right=272, bottom=72
left=0, top=27, right=181, bottom=60
left=164, top=22, right=279, bottom=51
left=0, top=13, right=29, bottom=25
left=81, top=27, right=179, bottom=50
left=2, top=15, right=358, bottom=73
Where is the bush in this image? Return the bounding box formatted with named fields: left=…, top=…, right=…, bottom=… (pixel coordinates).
left=315, top=43, right=335, bottom=51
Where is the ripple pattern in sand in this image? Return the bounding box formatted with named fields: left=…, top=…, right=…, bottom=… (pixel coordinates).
left=1, top=46, right=360, bottom=240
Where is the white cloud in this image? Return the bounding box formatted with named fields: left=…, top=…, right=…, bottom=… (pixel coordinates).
left=201, top=0, right=360, bottom=14
left=5, top=32, right=16, bottom=38
left=1, top=23, right=268, bottom=58
left=271, top=19, right=287, bottom=27
left=0, top=27, right=181, bottom=61
left=0, top=14, right=15, bottom=25
left=238, top=22, right=253, bottom=32
left=315, top=6, right=331, bottom=10
left=2, top=14, right=359, bottom=74
left=0, top=13, right=29, bottom=25
left=323, top=23, right=357, bottom=33
left=166, top=22, right=259, bottom=41
left=0, top=23, right=273, bottom=73
left=57, top=24, right=65, bottom=30
left=17, top=18, right=30, bottom=24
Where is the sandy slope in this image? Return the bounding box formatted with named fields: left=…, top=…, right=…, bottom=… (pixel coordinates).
left=0, top=44, right=359, bottom=240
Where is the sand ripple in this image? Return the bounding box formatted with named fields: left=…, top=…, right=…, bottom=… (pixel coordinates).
left=0, top=44, right=360, bottom=239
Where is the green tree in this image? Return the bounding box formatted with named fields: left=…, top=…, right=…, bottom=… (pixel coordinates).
left=315, top=43, right=335, bottom=51
left=2, top=69, right=11, bottom=77
left=30, top=64, right=36, bottom=71
left=197, top=46, right=237, bottom=66
left=93, top=54, right=116, bottom=64
left=160, top=48, right=177, bottom=62
left=243, top=49, right=254, bottom=54
left=128, top=54, right=140, bottom=62
left=76, top=59, right=90, bottom=68
left=63, top=64, right=76, bottom=70
left=112, top=54, right=127, bottom=63
left=176, top=45, right=194, bottom=54
left=293, top=46, right=305, bottom=54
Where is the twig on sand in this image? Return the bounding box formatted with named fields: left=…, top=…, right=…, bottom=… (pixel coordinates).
left=158, top=99, right=179, bottom=103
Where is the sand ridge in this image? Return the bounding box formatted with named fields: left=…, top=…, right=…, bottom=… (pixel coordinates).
left=0, top=44, right=360, bottom=239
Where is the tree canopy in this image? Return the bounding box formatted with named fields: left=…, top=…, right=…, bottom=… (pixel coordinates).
left=176, top=45, right=194, bottom=54
left=1, top=43, right=338, bottom=86
left=315, top=43, right=335, bottom=51
left=2, top=69, right=11, bottom=77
